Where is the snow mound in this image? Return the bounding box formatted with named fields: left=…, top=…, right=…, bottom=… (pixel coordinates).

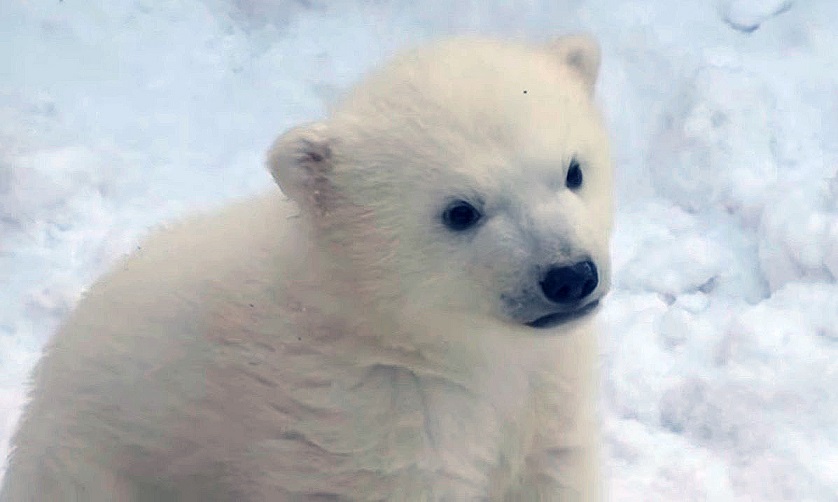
left=719, top=0, right=794, bottom=33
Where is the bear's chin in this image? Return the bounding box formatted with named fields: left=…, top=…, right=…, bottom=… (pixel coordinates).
left=525, top=300, right=601, bottom=329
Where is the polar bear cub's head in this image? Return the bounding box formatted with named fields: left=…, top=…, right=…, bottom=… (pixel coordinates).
left=269, top=35, right=612, bottom=332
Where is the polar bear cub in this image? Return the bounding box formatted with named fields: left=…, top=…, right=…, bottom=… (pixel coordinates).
left=1, top=34, right=612, bottom=501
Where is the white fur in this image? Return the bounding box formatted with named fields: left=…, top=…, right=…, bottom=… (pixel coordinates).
left=1, top=35, right=612, bottom=501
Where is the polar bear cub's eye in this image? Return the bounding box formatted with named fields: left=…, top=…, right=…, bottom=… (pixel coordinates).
left=566, top=158, right=583, bottom=189
left=442, top=200, right=482, bottom=231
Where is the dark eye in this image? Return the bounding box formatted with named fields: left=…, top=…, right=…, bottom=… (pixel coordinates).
left=442, top=200, right=481, bottom=231
left=566, top=158, right=583, bottom=189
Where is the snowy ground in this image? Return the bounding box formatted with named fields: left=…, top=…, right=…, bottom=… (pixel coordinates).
left=2, top=0, right=837, bottom=500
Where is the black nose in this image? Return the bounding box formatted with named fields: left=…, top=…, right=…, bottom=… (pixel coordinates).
left=540, top=260, right=598, bottom=304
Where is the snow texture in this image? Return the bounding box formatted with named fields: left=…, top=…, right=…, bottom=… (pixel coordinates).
left=1, top=0, right=836, bottom=500
left=719, top=0, right=794, bottom=33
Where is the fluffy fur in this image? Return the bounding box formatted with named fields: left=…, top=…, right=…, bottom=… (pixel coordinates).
left=1, top=35, right=613, bottom=501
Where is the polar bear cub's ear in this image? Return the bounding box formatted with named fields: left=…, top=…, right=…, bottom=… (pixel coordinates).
left=547, top=34, right=601, bottom=95
left=267, top=122, right=338, bottom=213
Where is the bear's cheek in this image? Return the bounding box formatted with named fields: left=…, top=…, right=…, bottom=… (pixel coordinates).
left=446, top=228, right=532, bottom=311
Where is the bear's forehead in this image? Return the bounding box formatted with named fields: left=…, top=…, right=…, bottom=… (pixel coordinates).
left=337, top=38, right=591, bottom=126
left=329, top=38, right=604, bottom=185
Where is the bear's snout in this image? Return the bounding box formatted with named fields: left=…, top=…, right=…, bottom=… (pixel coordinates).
left=539, top=260, right=598, bottom=304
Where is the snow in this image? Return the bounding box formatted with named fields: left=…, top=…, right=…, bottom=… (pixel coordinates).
left=1, top=0, right=836, bottom=499
left=720, top=0, right=794, bottom=33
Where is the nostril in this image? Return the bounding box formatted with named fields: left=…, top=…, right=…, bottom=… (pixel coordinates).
left=540, top=260, right=599, bottom=304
